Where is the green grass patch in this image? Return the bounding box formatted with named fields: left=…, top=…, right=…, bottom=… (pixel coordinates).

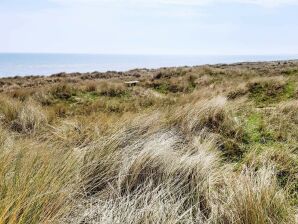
left=248, top=81, right=295, bottom=106
left=153, top=83, right=170, bottom=94
left=243, top=112, right=274, bottom=144
left=283, top=81, right=296, bottom=98
left=100, top=89, right=131, bottom=98
left=244, top=113, right=263, bottom=143
left=81, top=92, right=100, bottom=101
left=281, top=68, right=298, bottom=76
left=153, top=80, right=196, bottom=94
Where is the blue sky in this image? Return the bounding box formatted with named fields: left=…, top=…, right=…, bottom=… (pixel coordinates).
left=1, top=0, right=298, bottom=55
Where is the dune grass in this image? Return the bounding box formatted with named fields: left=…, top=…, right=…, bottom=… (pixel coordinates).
left=0, top=61, right=297, bottom=223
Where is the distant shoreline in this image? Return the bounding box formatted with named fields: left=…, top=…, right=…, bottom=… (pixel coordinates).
left=0, top=53, right=298, bottom=78
left=1, top=60, right=297, bottom=92
left=0, top=59, right=297, bottom=79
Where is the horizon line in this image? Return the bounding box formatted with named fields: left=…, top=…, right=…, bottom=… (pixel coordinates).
left=1, top=52, right=298, bottom=57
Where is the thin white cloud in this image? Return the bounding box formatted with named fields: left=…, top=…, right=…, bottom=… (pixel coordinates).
left=51, top=0, right=298, bottom=7
left=228, top=0, right=298, bottom=7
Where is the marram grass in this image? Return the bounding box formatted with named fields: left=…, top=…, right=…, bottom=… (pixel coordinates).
left=0, top=61, right=297, bottom=223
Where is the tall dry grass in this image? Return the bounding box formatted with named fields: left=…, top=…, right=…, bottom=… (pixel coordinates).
left=0, top=98, right=49, bottom=134
left=0, top=61, right=297, bottom=223
left=64, top=98, right=295, bottom=223
left=0, top=137, right=80, bottom=223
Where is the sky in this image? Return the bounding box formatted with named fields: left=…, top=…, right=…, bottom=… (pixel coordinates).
left=1, top=0, right=298, bottom=55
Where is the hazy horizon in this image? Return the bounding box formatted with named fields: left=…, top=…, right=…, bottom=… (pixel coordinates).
left=1, top=53, right=297, bottom=77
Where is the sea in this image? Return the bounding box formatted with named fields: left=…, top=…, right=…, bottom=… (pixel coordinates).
left=0, top=53, right=297, bottom=77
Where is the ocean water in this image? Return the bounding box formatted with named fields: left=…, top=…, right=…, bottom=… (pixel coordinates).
left=0, top=53, right=297, bottom=77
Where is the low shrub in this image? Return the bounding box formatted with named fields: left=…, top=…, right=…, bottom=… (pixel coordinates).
left=98, top=82, right=129, bottom=97
left=50, top=83, right=77, bottom=100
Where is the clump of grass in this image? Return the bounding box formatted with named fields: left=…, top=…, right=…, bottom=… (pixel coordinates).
left=47, top=118, right=101, bottom=148
left=248, top=78, right=294, bottom=106
left=33, top=89, right=55, bottom=106
left=0, top=126, right=13, bottom=148
left=219, top=166, right=294, bottom=224
left=84, top=82, right=97, bottom=92
left=9, top=88, right=35, bottom=101
left=153, top=68, right=188, bottom=80
left=0, top=97, right=49, bottom=133
left=281, top=68, right=298, bottom=76
left=174, top=96, right=228, bottom=132
left=277, top=100, right=298, bottom=122
left=227, top=84, right=248, bottom=99
left=0, top=95, right=20, bottom=124
left=50, top=102, right=69, bottom=117
left=168, top=96, right=245, bottom=160
left=242, top=145, right=298, bottom=203
left=51, top=83, right=77, bottom=100
left=265, top=100, right=298, bottom=141
left=8, top=99, right=48, bottom=134
left=98, top=82, right=129, bottom=97
left=0, top=140, right=80, bottom=223
left=174, top=96, right=242, bottom=137
left=150, top=75, right=197, bottom=94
